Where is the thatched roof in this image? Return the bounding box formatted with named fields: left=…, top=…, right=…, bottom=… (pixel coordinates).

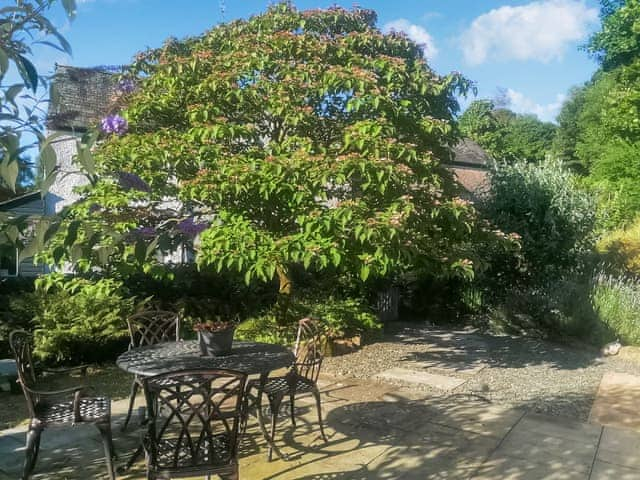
left=451, top=138, right=491, bottom=168
left=47, top=65, right=119, bottom=132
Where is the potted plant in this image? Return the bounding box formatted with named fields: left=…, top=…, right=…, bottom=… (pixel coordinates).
left=179, top=297, right=241, bottom=356
left=194, top=318, right=238, bottom=356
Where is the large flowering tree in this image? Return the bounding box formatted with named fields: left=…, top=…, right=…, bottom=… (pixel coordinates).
left=42, top=4, right=514, bottom=317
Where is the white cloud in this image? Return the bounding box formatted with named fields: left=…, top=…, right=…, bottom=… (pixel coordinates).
left=383, top=19, right=438, bottom=60
left=461, top=0, right=597, bottom=65
left=504, top=88, right=566, bottom=122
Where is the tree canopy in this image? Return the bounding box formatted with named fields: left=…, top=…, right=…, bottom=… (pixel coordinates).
left=42, top=4, right=511, bottom=305
left=553, top=0, right=640, bottom=226
left=459, top=100, right=556, bottom=163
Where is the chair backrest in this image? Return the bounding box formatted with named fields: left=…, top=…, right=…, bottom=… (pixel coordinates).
left=127, top=310, right=181, bottom=349
left=143, top=369, right=247, bottom=473
left=293, top=317, right=324, bottom=383
left=9, top=330, right=38, bottom=417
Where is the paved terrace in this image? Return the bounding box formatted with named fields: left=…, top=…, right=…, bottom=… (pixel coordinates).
left=1, top=375, right=639, bottom=480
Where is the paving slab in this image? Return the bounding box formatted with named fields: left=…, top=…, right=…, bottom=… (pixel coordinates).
left=596, top=426, right=640, bottom=469
left=427, top=400, right=525, bottom=438
left=590, top=460, right=640, bottom=480
left=589, top=371, right=640, bottom=431
left=375, top=368, right=466, bottom=391
left=516, top=412, right=602, bottom=444
left=469, top=412, right=612, bottom=480
left=472, top=453, right=590, bottom=480
left=403, top=360, right=488, bottom=376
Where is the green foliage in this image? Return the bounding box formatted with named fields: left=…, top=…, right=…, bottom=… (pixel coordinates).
left=591, top=272, right=640, bottom=345
left=458, top=100, right=505, bottom=157
left=45, top=4, right=509, bottom=314
left=552, top=85, right=588, bottom=172
left=552, top=1, right=640, bottom=227
left=459, top=100, right=556, bottom=163
left=32, top=274, right=136, bottom=362
left=482, top=159, right=597, bottom=281
left=236, top=292, right=380, bottom=344
left=0, top=0, right=75, bottom=190
left=0, top=0, right=77, bottom=267
left=0, top=277, right=38, bottom=358
left=598, top=218, right=640, bottom=276
left=587, top=0, right=640, bottom=70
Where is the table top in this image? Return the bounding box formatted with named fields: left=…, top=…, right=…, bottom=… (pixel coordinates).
left=116, top=340, right=295, bottom=377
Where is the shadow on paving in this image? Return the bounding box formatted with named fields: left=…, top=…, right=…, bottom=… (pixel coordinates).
left=390, top=326, right=601, bottom=372
left=3, top=384, right=636, bottom=479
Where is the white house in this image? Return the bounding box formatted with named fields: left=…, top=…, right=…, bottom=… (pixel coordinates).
left=0, top=66, right=119, bottom=277
left=46, top=65, right=120, bottom=214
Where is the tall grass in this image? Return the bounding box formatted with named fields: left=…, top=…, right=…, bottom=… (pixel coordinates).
left=592, top=272, right=640, bottom=345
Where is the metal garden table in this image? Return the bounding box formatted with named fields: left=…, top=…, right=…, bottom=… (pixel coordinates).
left=116, top=340, right=295, bottom=468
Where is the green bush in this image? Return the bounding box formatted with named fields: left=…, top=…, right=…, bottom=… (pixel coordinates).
left=33, top=275, right=137, bottom=362
left=236, top=293, right=381, bottom=345
left=0, top=277, right=38, bottom=358
left=598, top=217, right=640, bottom=276
left=591, top=272, right=640, bottom=345
left=482, top=159, right=597, bottom=283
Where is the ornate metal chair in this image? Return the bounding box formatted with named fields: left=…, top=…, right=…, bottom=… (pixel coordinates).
left=9, top=330, right=115, bottom=480
left=246, top=317, right=328, bottom=460
left=122, top=310, right=181, bottom=431
left=142, top=369, right=247, bottom=480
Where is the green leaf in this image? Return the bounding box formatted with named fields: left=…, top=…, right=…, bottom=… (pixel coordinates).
left=360, top=265, right=370, bottom=281
left=5, top=84, right=22, bottom=103
left=16, top=55, right=38, bottom=91
left=0, top=48, right=8, bottom=77
left=64, top=220, right=81, bottom=247
left=135, top=239, right=147, bottom=264
left=40, top=171, right=58, bottom=196
left=40, top=144, right=57, bottom=175
left=0, top=158, right=19, bottom=191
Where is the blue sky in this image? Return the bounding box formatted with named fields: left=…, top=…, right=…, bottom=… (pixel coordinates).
left=37, top=0, right=602, bottom=122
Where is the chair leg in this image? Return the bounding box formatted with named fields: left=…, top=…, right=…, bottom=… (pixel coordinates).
left=121, top=378, right=139, bottom=432
left=96, top=422, right=116, bottom=480
left=22, top=427, right=42, bottom=480
left=289, top=393, right=296, bottom=429
left=241, top=387, right=255, bottom=434
left=268, top=394, right=283, bottom=462
left=220, top=463, right=239, bottom=480
left=312, top=387, right=327, bottom=443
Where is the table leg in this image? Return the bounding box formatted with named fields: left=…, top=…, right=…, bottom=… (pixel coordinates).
left=255, top=372, right=289, bottom=461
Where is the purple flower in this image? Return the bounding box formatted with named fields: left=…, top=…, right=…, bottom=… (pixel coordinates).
left=101, top=114, right=128, bottom=135
left=133, top=226, right=157, bottom=237
left=117, top=78, right=137, bottom=94
left=117, top=171, right=151, bottom=192
left=177, top=217, right=209, bottom=237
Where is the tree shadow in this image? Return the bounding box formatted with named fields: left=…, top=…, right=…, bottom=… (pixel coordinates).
left=3, top=382, right=638, bottom=479
left=381, top=325, right=602, bottom=371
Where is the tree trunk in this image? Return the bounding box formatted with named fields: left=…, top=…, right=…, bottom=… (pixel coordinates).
left=276, top=266, right=292, bottom=326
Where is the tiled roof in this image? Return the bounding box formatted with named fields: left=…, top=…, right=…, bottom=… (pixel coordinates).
left=47, top=65, right=119, bottom=131
left=450, top=167, right=488, bottom=195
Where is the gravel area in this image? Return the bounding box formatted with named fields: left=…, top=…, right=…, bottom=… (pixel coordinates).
left=323, top=323, right=640, bottom=421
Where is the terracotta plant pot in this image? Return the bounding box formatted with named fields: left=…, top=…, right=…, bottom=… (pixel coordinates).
left=198, top=328, right=235, bottom=356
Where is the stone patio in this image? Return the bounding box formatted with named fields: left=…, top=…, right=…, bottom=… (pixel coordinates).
left=1, top=375, right=639, bottom=479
